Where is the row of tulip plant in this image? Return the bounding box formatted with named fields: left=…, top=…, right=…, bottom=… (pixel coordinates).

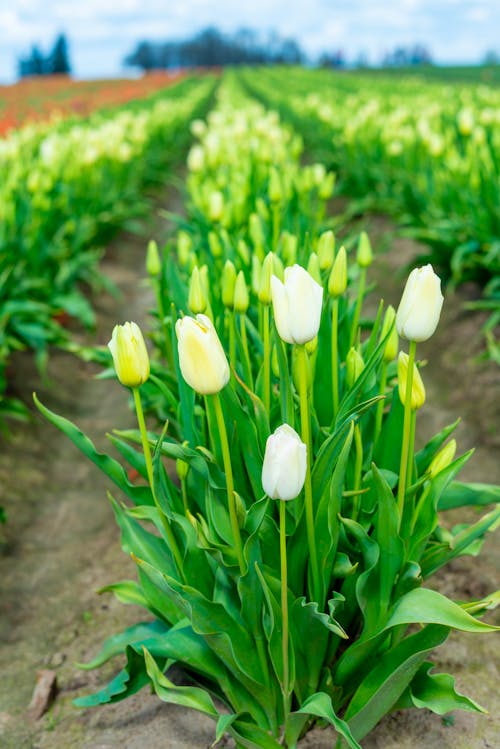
left=36, top=75, right=500, bottom=747
left=240, top=67, right=500, bottom=363
left=0, top=74, right=215, bottom=427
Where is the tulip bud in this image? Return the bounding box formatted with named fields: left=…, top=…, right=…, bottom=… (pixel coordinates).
left=396, top=264, right=444, bottom=342
left=307, top=253, right=322, bottom=285
left=187, top=144, right=204, bottom=172
left=357, top=231, right=373, bottom=268
left=188, top=266, right=207, bottom=314
left=259, top=252, right=274, bottom=305
left=176, top=442, right=190, bottom=481
left=398, top=352, right=426, bottom=410
left=428, top=439, right=457, bottom=478
left=249, top=213, right=265, bottom=257
left=222, top=260, right=237, bottom=308
left=177, top=231, right=192, bottom=267
left=346, top=347, right=364, bottom=388
left=108, top=322, right=150, bottom=388
left=318, top=172, right=335, bottom=201
left=317, top=230, right=335, bottom=270
left=146, top=239, right=161, bottom=277
left=380, top=305, right=398, bottom=363
left=237, top=238, right=250, bottom=265
left=328, top=246, right=347, bottom=297
left=268, top=166, right=282, bottom=203
left=209, top=191, right=224, bottom=222
left=312, top=163, right=326, bottom=185
left=262, top=424, right=307, bottom=501
left=271, top=345, right=280, bottom=378
left=281, top=231, right=297, bottom=265
left=256, top=197, right=270, bottom=222
left=273, top=254, right=285, bottom=282
left=208, top=231, right=223, bottom=258
left=176, top=314, right=229, bottom=395
left=234, top=271, right=249, bottom=314
left=271, top=264, right=323, bottom=345
left=305, top=335, right=318, bottom=354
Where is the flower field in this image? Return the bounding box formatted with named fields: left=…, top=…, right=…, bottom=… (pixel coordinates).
left=0, top=68, right=499, bottom=749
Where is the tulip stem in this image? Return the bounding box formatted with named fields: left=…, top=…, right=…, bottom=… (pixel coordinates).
left=239, top=314, right=253, bottom=389
left=263, top=305, right=271, bottom=414
left=397, top=340, right=417, bottom=524
left=297, top=344, right=321, bottom=604
left=228, top=310, right=236, bottom=370
left=351, top=424, right=363, bottom=521
left=272, top=204, right=281, bottom=252
left=331, top=297, right=339, bottom=422
left=279, top=499, right=290, bottom=731
left=213, top=392, right=245, bottom=575
left=132, top=387, right=184, bottom=575
left=350, top=268, right=366, bottom=349
left=181, top=478, right=189, bottom=514
left=373, top=361, right=388, bottom=445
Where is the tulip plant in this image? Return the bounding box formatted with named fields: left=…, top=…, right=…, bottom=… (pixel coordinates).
left=36, top=77, right=500, bottom=748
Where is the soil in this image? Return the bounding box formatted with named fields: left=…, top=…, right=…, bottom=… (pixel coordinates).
left=0, top=199, right=498, bottom=749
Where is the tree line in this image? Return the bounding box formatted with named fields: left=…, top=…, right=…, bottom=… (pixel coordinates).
left=18, top=34, right=71, bottom=77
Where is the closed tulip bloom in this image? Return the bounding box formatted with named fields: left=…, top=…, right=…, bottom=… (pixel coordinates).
left=188, top=266, right=207, bottom=314
left=209, top=191, right=224, bottom=222
left=346, top=347, right=364, bottom=388
left=381, top=305, right=398, bottom=363
left=234, top=272, right=249, bottom=313
left=262, top=424, right=307, bottom=501
left=222, top=260, right=237, bottom=308
left=176, top=314, right=229, bottom=395
left=396, top=265, right=444, bottom=342
left=357, top=231, right=373, bottom=268
left=328, top=246, right=347, bottom=298
left=307, top=253, right=322, bottom=285
left=428, top=439, right=457, bottom=478
left=271, top=264, right=323, bottom=345
left=108, top=322, right=150, bottom=388
left=146, top=239, right=161, bottom=277
left=317, top=230, right=335, bottom=270
left=398, top=352, right=426, bottom=410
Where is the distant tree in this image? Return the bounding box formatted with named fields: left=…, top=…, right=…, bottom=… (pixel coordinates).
left=483, top=50, right=499, bottom=65
left=125, top=41, right=158, bottom=71
left=48, top=34, right=71, bottom=74
left=319, top=50, right=345, bottom=69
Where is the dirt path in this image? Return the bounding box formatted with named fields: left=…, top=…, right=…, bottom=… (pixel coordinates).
left=0, top=203, right=498, bottom=749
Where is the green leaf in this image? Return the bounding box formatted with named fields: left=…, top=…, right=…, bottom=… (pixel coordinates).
left=76, top=620, right=169, bottom=670
left=438, top=481, right=500, bottom=510
left=409, top=661, right=487, bottom=715
left=344, top=625, right=449, bottom=740
left=33, top=395, right=152, bottom=506
left=296, top=692, right=362, bottom=749
left=74, top=645, right=154, bottom=707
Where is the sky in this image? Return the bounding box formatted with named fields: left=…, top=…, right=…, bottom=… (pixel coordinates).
left=1, top=0, right=499, bottom=82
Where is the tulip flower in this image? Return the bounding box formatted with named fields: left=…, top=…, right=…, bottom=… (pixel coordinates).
left=262, top=424, right=307, bottom=501
left=317, top=230, right=335, bottom=270
left=188, top=266, right=207, bottom=315
left=357, top=231, right=373, bottom=268
left=233, top=271, right=249, bottom=314
left=108, top=322, right=150, bottom=388
left=428, top=439, right=457, bottom=478
left=328, top=246, right=347, bottom=298
left=222, top=260, right=237, bottom=308
left=396, top=265, right=444, bottom=342
left=146, top=239, right=161, bottom=277
left=346, top=347, right=365, bottom=389
left=208, top=191, right=224, bottom=222
left=271, top=265, right=323, bottom=345
left=381, top=305, right=398, bottom=363
left=176, top=314, right=229, bottom=395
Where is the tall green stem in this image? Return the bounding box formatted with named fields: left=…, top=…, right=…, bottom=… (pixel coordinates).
left=351, top=424, right=363, bottom=521
left=213, top=392, right=245, bottom=574
left=349, top=268, right=366, bottom=348
left=132, top=387, right=183, bottom=575
left=397, top=340, right=417, bottom=523
left=272, top=204, right=281, bottom=252
left=296, top=344, right=320, bottom=603
left=228, top=310, right=236, bottom=370
left=331, top=297, right=339, bottom=421
left=239, top=314, right=253, bottom=389
left=279, top=500, right=290, bottom=732
left=263, top=304, right=271, bottom=414
left=373, top=361, right=387, bottom=445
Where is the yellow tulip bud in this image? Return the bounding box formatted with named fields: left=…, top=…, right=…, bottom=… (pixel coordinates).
left=188, top=266, right=207, bottom=315
left=209, top=191, right=224, bottom=222
left=259, top=252, right=274, bottom=305
left=307, top=253, right=322, bottom=284
left=256, top=197, right=270, bottom=222
left=317, top=230, right=335, bottom=270
left=237, top=238, right=250, bottom=265
left=176, top=442, right=190, bottom=481
left=176, top=314, right=229, bottom=395
left=146, top=239, right=161, bottom=277
left=398, top=352, right=426, bottom=410
left=428, top=439, right=457, bottom=478
left=108, top=321, right=150, bottom=388
left=346, top=347, right=365, bottom=389
left=357, top=231, right=373, bottom=268
left=234, top=271, right=249, bottom=314
left=222, top=260, right=237, bottom=308
left=381, top=305, right=398, bottom=363
left=208, top=231, right=223, bottom=258
left=249, top=213, right=265, bottom=257
left=328, top=246, right=347, bottom=297
left=318, top=172, right=335, bottom=200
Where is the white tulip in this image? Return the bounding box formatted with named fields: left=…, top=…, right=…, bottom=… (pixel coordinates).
left=262, top=424, right=307, bottom=501
left=396, top=265, right=444, bottom=342
left=271, top=265, right=323, bottom=345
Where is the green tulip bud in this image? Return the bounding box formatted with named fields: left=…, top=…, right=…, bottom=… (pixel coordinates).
left=251, top=255, right=262, bottom=295
left=146, top=239, right=161, bottom=277
left=328, top=246, right=347, bottom=298
left=234, top=271, right=249, bottom=313
left=237, top=238, right=250, bottom=265
left=268, top=166, right=283, bottom=203
left=318, top=172, right=335, bottom=200
left=209, top=191, right=224, bottom=222
left=317, top=230, right=335, bottom=270
left=281, top=231, right=298, bottom=265
left=259, top=252, right=274, bottom=305
left=346, top=347, right=365, bottom=389
left=381, top=305, right=398, bottom=363
left=188, top=266, right=207, bottom=315
left=428, top=439, right=457, bottom=478
left=208, top=231, right=223, bottom=258
left=177, top=231, right=192, bottom=267
left=307, top=253, right=322, bottom=285
left=108, top=322, right=150, bottom=388
left=222, top=260, right=237, bottom=308
left=357, top=231, right=373, bottom=268
left=398, top=352, right=426, bottom=410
